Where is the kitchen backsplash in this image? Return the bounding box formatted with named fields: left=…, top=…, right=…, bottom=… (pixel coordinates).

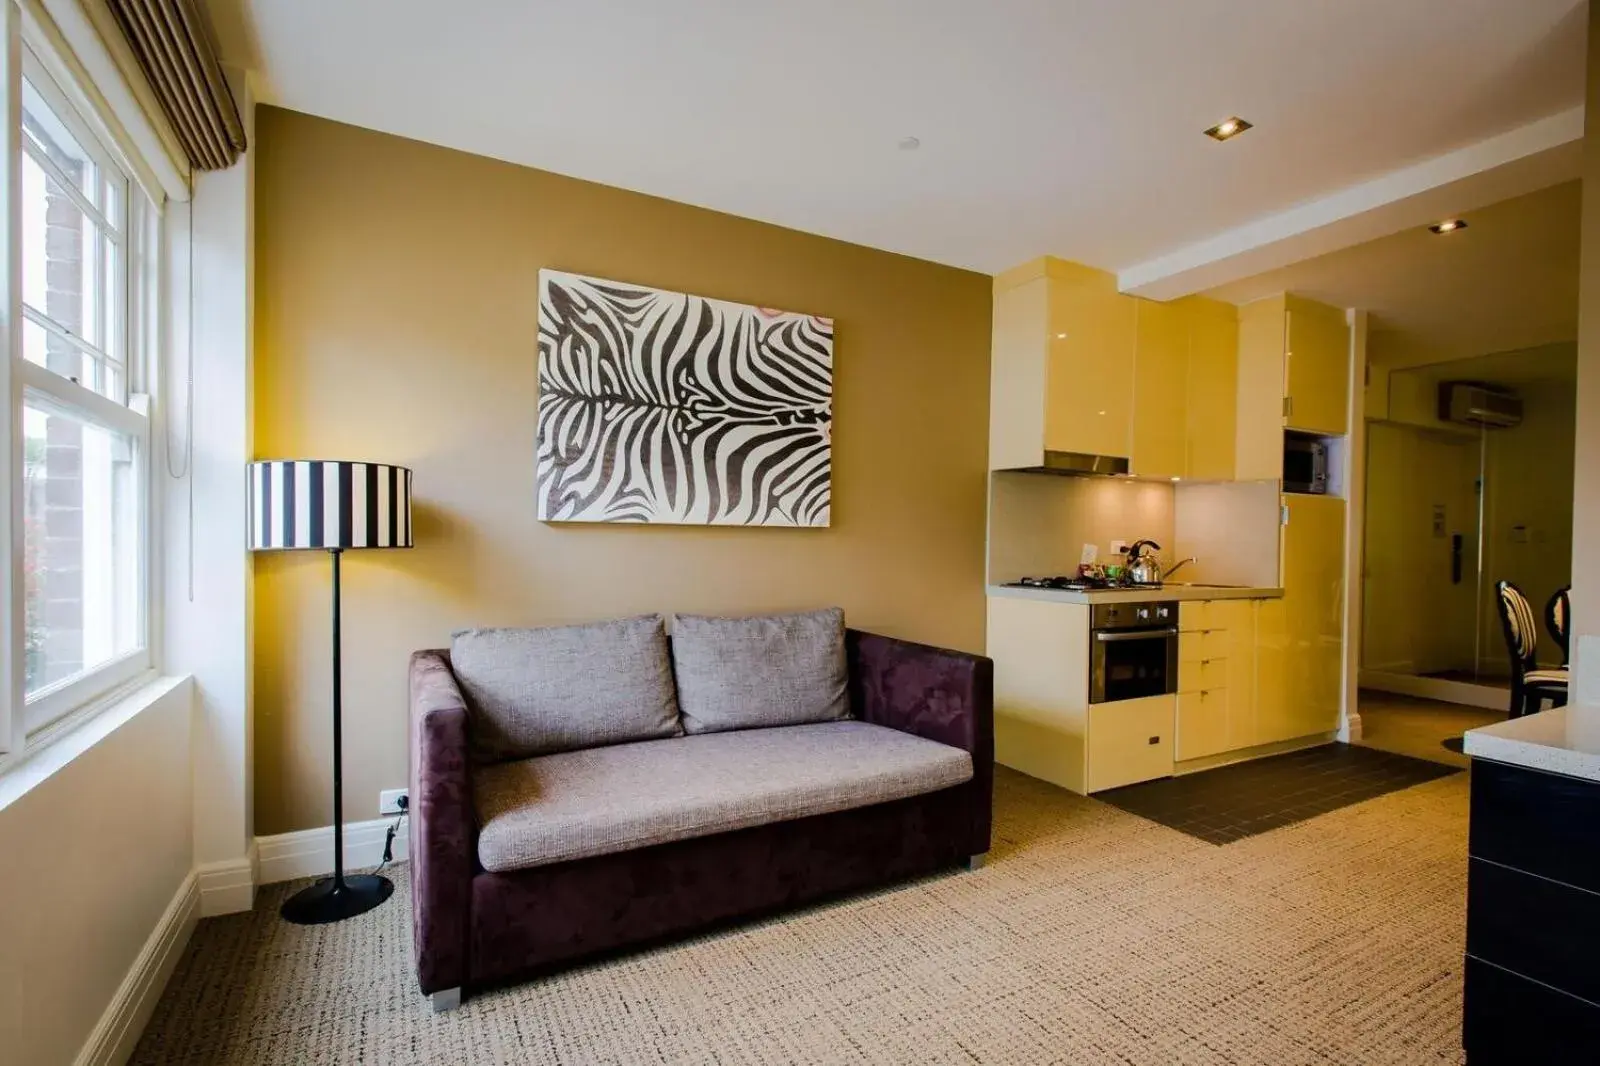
left=988, top=472, right=1175, bottom=582
left=1173, top=480, right=1282, bottom=588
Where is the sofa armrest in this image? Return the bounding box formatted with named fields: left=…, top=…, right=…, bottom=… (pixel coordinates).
left=409, top=650, right=474, bottom=994
left=845, top=629, right=994, bottom=855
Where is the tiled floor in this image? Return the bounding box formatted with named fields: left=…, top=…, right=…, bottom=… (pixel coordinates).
left=1097, top=742, right=1459, bottom=844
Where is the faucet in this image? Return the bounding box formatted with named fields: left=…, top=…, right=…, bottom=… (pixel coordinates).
left=1162, top=557, right=1197, bottom=581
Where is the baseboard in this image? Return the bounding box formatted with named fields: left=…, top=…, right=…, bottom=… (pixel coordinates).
left=1339, top=711, right=1363, bottom=743
left=74, top=870, right=199, bottom=1066
left=1174, top=732, right=1337, bottom=776
left=197, top=843, right=258, bottom=918
left=257, top=817, right=409, bottom=885
left=1359, top=669, right=1508, bottom=711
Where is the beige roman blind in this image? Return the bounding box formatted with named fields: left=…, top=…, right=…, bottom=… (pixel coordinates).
left=103, top=0, right=246, bottom=170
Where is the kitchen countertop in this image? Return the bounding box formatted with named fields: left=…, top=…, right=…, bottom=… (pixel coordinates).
left=1463, top=706, right=1600, bottom=784
left=986, top=583, right=1283, bottom=605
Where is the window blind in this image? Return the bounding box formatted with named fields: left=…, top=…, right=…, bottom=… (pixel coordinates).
left=102, top=0, right=244, bottom=170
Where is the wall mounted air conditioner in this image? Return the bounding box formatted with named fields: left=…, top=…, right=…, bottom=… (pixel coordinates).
left=1438, top=381, right=1522, bottom=429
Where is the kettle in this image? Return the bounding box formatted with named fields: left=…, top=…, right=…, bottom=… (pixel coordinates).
left=1125, top=539, right=1163, bottom=585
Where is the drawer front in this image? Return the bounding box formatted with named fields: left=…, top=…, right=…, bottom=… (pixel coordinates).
left=1178, top=630, right=1229, bottom=664
left=1176, top=689, right=1228, bottom=762
left=1177, top=656, right=1228, bottom=694
left=1471, top=760, right=1600, bottom=895
left=1464, top=955, right=1600, bottom=1065
left=1088, top=695, right=1175, bottom=792
left=1467, top=858, right=1600, bottom=1004
left=1178, top=601, right=1210, bottom=632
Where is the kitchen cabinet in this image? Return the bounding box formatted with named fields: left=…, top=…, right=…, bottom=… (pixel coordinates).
left=990, top=256, right=1241, bottom=479
left=1285, top=296, right=1350, bottom=436
left=1129, top=299, right=1187, bottom=479
left=1176, top=600, right=1256, bottom=761
left=1087, top=695, right=1175, bottom=791
left=1234, top=294, right=1349, bottom=480
left=1183, top=297, right=1239, bottom=481
left=1257, top=495, right=1345, bottom=744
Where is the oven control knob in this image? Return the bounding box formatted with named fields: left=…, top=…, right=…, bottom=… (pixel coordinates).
left=1136, top=607, right=1150, bottom=621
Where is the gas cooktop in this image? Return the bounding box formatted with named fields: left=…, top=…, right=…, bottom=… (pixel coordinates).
left=1004, top=575, right=1163, bottom=592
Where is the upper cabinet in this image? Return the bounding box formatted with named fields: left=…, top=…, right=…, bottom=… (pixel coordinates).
left=991, top=257, right=1240, bottom=480
left=1235, top=294, right=1350, bottom=480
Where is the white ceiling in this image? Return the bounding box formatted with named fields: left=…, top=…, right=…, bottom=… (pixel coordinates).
left=1206, top=180, right=1582, bottom=364
left=206, top=0, right=1587, bottom=279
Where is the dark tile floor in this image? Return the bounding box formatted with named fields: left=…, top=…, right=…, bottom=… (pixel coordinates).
left=1097, top=742, right=1460, bottom=844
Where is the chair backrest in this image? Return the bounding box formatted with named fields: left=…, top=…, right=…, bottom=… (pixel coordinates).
left=1547, top=585, right=1571, bottom=665
left=1495, top=580, right=1539, bottom=675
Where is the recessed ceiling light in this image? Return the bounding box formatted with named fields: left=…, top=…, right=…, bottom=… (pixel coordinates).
left=1204, top=117, right=1253, bottom=141
left=898, top=136, right=921, bottom=151
left=1055, top=332, right=1068, bottom=339
left=1429, top=219, right=1468, bottom=234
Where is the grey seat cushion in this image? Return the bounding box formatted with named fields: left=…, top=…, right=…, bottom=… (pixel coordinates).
left=472, top=721, right=973, bottom=873
left=452, top=615, right=681, bottom=762
left=670, top=608, right=849, bottom=735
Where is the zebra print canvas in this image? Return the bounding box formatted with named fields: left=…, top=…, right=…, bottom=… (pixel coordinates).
left=535, top=270, right=834, bottom=526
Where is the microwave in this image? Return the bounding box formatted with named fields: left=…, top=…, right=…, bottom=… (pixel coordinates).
left=1283, top=436, right=1328, bottom=494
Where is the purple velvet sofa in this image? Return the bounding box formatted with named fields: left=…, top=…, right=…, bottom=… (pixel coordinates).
left=408, top=628, right=993, bottom=1009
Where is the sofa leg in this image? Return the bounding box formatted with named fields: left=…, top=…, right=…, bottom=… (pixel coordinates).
left=965, top=852, right=987, bottom=871
left=429, top=987, right=462, bottom=1013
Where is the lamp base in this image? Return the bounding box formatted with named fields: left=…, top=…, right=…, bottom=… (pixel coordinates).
left=280, top=874, right=394, bottom=925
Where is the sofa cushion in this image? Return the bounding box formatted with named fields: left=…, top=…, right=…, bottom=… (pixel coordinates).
left=451, top=615, right=681, bottom=762
left=472, top=720, right=973, bottom=873
left=670, top=608, right=849, bottom=735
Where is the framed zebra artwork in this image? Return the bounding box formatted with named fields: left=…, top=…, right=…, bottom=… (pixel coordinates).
left=535, top=270, right=834, bottom=526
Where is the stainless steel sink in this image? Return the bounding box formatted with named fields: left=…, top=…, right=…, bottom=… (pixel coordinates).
left=1165, top=582, right=1249, bottom=589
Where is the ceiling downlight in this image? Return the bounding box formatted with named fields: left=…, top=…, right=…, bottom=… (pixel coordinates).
left=1429, top=219, right=1468, bottom=234
left=1204, top=117, right=1253, bottom=142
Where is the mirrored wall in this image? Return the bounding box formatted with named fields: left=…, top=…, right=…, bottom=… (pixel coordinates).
left=1362, top=343, right=1574, bottom=690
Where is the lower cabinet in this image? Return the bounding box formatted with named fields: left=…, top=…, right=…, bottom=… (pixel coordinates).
left=1086, top=694, right=1174, bottom=792
left=1176, top=601, right=1256, bottom=761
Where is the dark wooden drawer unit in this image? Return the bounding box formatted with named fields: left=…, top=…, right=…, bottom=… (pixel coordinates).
left=1466, top=759, right=1600, bottom=1064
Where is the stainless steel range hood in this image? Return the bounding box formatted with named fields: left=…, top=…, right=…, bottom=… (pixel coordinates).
left=1004, top=450, right=1131, bottom=477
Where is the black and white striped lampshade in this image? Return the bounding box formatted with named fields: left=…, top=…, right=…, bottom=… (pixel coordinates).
left=248, top=460, right=413, bottom=551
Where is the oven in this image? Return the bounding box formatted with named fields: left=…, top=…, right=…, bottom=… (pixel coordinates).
left=1089, top=601, right=1178, bottom=704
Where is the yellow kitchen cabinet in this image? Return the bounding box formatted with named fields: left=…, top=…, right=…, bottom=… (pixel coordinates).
left=989, top=258, right=1137, bottom=469
left=1087, top=694, right=1176, bottom=791
left=1257, top=495, right=1345, bottom=745
left=1183, top=297, right=1239, bottom=481
left=1234, top=293, right=1349, bottom=479
left=1175, top=599, right=1256, bottom=761
left=1130, top=298, right=1187, bottom=479
left=1285, top=295, right=1350, bottom=436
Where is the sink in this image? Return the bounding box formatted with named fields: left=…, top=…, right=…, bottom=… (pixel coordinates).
left=1166, top=582, right=1249, bottom=589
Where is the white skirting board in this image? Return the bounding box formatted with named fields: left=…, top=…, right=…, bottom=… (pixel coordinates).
left=197, top=843, right=258, bottom=918
left=256, top=817, right=410, bottom=885
left=73, top=872, right=199, bottom=1066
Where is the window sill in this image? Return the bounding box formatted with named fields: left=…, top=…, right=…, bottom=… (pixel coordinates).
left=0, top=672, right=191, bottom=813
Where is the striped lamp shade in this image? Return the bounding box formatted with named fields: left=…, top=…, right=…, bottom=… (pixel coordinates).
left=248, top=460, right=413, bottom=551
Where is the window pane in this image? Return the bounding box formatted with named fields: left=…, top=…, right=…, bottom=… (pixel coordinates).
left=22, top=316, right=101, bottom=392
left=21, top=149, right=123, bottom=397
left=24, top=403, right=140, bottom=697
left=22, top=77, right=121, bottom=227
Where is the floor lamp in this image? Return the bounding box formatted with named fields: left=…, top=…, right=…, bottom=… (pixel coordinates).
left=249, top=459, right=414, bottom=924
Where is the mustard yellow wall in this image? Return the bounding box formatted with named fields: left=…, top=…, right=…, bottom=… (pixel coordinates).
left=253, top=108, right=992, bottom=834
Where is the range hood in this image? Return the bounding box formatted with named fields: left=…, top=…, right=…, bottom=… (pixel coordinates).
left=1005, top=450, right=1131, bottom=477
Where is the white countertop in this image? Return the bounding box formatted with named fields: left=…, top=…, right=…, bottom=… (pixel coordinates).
left=986, top=583, right=1284, bottom=605
left=1464, top=706, right=1600, bottom=783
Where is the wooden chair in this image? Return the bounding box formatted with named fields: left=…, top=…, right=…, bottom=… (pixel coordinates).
left=1495, top=580, right=1568, bottom=718
left=1546, top=585, right=1571, bottom=667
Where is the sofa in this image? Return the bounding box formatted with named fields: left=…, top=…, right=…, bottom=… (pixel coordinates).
left=408, top=609, right=993, bottom=1009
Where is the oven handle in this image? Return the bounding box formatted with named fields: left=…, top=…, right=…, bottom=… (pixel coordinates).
left=1094, top=627, right=1179, bottom=643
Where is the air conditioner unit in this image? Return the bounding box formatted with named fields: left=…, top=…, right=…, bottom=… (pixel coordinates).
left=1438, top=381, right=1522, bottom=429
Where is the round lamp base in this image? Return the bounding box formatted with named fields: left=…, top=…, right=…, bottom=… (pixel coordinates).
left=280, top=874, right=394, bottom=925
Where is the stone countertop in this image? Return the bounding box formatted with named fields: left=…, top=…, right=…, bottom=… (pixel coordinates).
left=1464, top=706, right=1600, bottom=783
left=986, top=583, right=1284, bottom=605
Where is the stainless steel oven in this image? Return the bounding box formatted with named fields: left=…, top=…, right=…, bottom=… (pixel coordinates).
left=1089, top=601, right=1178, bottom=704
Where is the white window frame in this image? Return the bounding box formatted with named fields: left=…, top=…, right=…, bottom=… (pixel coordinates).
left=0, top=0, right=160, bottom=754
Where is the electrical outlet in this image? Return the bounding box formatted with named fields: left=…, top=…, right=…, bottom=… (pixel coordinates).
left=1110, top=539, right=1128, bottom=556
left=379, top=788, right=408, bottom=816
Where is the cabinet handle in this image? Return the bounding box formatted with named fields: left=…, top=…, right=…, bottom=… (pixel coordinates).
left=1283, top=395, right=1293, bottom=418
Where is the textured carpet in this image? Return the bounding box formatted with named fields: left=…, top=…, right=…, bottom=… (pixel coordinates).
left=134, top=767, right=1470, bottom=1065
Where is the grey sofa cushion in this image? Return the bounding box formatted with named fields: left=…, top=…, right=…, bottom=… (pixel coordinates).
left=472, top=720, right=973, bottom=873
left=670, top=608, right=848, bottom=735
left=451, top=615, right=681, bottom=761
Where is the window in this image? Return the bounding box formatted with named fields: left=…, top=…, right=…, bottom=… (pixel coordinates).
left=8, top=41, right=154, bottom=737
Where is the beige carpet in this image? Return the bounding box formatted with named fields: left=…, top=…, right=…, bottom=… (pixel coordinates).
left=133, top=767, right=1470, bottom=1065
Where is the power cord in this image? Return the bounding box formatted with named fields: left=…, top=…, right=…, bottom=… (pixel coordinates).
left=373, top=794, right=409, bottom=877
